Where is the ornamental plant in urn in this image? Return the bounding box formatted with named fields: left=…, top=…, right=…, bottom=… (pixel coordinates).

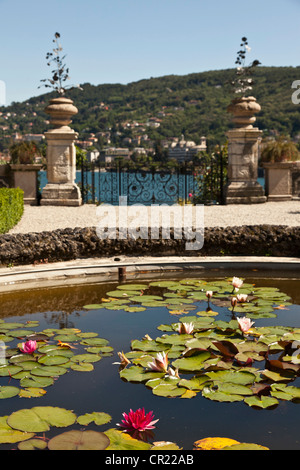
left=227, top=37, right=261, bottom=129
left=39, top=32, right=83, bottom=206
left=225, top=37, right=266, bottom=204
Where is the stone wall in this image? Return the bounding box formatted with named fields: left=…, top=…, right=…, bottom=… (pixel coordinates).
left=0, top=225, right=299, bottom=266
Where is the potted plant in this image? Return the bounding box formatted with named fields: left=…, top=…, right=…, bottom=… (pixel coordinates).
left=225, top=37, right=266, bottom=204
left=39, top=32, right=82, bottom=128
left=260, top=136, right=300, bottom=200
left=9, top=141, right=44, bottom=205
left=227, top=37, right=261, bottom=128
left=39, top=32, right=83, bottom=206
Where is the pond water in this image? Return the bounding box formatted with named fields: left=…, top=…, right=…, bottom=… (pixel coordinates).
left=0, top=269, right=299, bottom=450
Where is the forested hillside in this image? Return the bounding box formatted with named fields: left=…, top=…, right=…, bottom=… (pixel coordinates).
left=1, top=66, right=300, bottom=150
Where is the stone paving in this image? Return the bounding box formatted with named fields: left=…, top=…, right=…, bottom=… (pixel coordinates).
left=9, top=200, right=300, bottom=234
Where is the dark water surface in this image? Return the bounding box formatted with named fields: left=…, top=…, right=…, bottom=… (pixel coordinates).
left=0, top=269, right=299, bottom=450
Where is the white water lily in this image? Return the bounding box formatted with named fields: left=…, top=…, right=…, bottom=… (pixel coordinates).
left=176, top=322, right=194, bottom=334
left=147, top=351, right=168, bottom=372
left=238, top=317, right=254, bottom=333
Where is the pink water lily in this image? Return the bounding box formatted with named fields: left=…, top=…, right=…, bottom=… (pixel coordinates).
left=20, top=340, right=37, bottom=354
left=237, top=293, right=248, bottom=303
left=117, top=408, right=159, bottom=432
left=206, top=291, right=213, bottom=300
left=238, top=317, right=254, bottom=333
left=147, top=351, right=168, bottom=372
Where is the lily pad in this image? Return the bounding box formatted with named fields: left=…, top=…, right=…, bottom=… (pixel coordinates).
left=77, top=412, right=112, bottom=426
left=0, top=386, right=20, bottom=399
left=244, top=396, right=279, bottom=409
left=48, top=430, right=110, bottom=450
left=105, top=429, right=151, bottom=450
left=18, top=438, right=48, bottom=450
left=172, top=351, right=211, bottom=372
left=70, top=362, right=94, bottom=372
left=19, top=388, right=47, bottom=398
left=116, top=284, right=148, bottom=290
left=0, top=416, right=35, bottom=444
left=32, top=406, right=77, bottom=428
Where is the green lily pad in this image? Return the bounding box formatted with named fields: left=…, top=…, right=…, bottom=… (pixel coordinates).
left=9, top=329, right=35, bottom=338
left=19, top=388, right=47, bottom=398
left=149, top=281, right=181, bottom=288
left=32, top=406, right=77, bottom=428
left=0, top=416, right=35, bottom=444
left=116, top=284, right=148, bottom=290
left=8, top=409, right=50, bottom=433
left=120, top=365, right=164, bottom=383
left=20, top=376, right=54, bottom=388
left=71, top=354, right=102, bottom=363
left=38, top=355, right=69, bottom=366
left=202, top=386, right=245, bottom=402
left=172, top=351, right=211, bottom=372
left=80, top=338, right=109, bottom=347
left=77, top=412, right=112, bottom=426
left=244, top=396, right=279, bottom=409
left=152, top=382, right=186, bottom=397
left=31, top=366, right=68, bottom=377
left=206, top=370, right=256, bottom=385
left=0, top=386, right=20, bottom=399
left=83, top=304, right=104, bottom=310
left=0, top=365, right=23, bottom=376
left=70, top=362, right=94, bottom=372
left=105, top=429, right=151, bottom=450
left=18, top=438, right=48, bottom=450
left=106, top=290, right=141, bottom=298
left=130, top=295, right=164, bottom=302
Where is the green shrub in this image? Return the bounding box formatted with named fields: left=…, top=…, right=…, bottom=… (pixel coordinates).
left=0, top=188, right=24, bottom=234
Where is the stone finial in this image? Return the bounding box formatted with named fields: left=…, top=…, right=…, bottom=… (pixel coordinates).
left=44, top=96, right=78, bottom=129
left=227, top=96, right=261, bottom=129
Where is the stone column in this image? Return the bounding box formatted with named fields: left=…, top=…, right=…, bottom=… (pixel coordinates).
left=40, top=97, right=82, bottom=206
left=225, top=96, right=266, bottom=204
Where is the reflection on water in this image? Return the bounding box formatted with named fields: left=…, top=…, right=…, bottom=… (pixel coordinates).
left=0, top=270, right=299, bottom=450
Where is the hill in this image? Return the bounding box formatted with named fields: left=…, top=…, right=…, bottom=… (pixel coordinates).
left=1, top=66, right=300, bottom=151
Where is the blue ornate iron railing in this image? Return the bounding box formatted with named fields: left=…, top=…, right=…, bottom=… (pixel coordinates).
left=78, top=153, right=227, bottom=206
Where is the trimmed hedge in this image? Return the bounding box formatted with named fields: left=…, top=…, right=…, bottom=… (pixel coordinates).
left=0, top=188, right=24, bottom=234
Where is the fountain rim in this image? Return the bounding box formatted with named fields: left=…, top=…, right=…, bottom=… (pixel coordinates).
left=0, top=255, right=299, bottom=293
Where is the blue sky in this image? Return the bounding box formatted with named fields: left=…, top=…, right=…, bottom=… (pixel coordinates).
left=1, top=0, right=300, bottom=105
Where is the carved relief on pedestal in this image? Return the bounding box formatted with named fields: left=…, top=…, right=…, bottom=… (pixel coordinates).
left=225, top=96, right=266, bottom=203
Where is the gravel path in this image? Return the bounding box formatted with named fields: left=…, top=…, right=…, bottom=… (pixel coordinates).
left=8, top=201, right=300, bottom=234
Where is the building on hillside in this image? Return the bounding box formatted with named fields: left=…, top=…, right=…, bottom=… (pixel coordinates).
left=168, top=135, right=207, bottom=163
left=12, top=133, right=45, bottom=143
left=86, top=149, right=100, bottom=163
left=99, top=147, right=130, bottom=164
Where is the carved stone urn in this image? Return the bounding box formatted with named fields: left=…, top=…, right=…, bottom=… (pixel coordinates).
left=40, top=96, right=82, bottom=206
left=225, top=96, right=266, bottom=204
left=227, top=96, right=261, bottom=129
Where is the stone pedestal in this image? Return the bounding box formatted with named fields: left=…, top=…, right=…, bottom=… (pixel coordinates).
left=263, top=162, right=294, bottom=201
left=41, top=97, right=82, bottom=206
left=225, top=96, right=266, bottom=204
left=10, top=164, right=43, bottom=205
